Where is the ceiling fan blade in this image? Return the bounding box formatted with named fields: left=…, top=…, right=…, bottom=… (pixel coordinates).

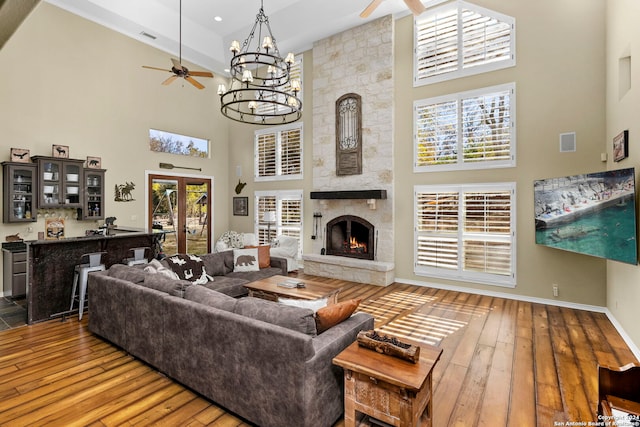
left=162, top=75, right=178, bottom=86
left=171, top=58, right=184, bottom=72
left=360, top=0, right=383, bottom=18
left=185, top=76, right=205, bottom=90
left=404, top=0, right=426, bottom=16
left=142, top=65, right=172, bottom=73
left=188, top=71, right=214, bottom=78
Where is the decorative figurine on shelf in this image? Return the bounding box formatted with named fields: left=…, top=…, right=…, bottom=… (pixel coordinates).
left=114, top=182, right=135, bottom=202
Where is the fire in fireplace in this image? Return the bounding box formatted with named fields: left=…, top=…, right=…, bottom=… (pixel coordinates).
left=326, top=215, right=374, bottom=260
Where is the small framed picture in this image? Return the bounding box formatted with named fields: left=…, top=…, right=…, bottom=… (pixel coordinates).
left=613, top=130, right=629, bottom=162
left=86, top=156, right=102, bottom=168
left=233, top=197, right=248, bottom=216
left=52, top=144, right=69, bottom=158
left=10, top=148, right=31, bottom=163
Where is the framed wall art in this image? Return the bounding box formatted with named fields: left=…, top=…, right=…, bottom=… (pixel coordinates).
left=233, top=197, right=248, bottom=216
left=10, top=148, right=31, bottom=163
left=52, top=144, right=69, bottom=158
left=613, top=130, right=629, bottom=162
left=86, top=156, right=102, bottom=168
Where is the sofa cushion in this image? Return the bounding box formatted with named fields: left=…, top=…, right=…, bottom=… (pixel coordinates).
left=200, top=276, right=249, bottom=298
left=200, top=253, right=227, bottom=276
left=107, top=264, right=146, bottom=283
left=222, top=249, right=235, bottom=274
left=184, top=285, right=238, bottom=312
left=225, top=267, right=283, bottom=283
left=233, top=248, right=259, bottom=272
left=235, top=297, right=317, bottom=336
left=165, top=254, right=212, bottom=284
left=315, top=299, right=362, bottom=334
left=142, top=274, right=191, bottom=297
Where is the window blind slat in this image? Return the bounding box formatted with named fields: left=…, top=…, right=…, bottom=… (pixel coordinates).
left=415, top=84, right=514, bottom=170
left=415, top=2, right=514, bottom=85
left=415, top=184, right=515, bottom=285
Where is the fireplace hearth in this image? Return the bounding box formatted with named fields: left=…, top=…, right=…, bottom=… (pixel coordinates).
left=326, top=215, right=374, bottom=260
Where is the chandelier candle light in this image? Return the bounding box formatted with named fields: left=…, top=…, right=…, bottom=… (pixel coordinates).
left=218, top=1, right=302, bottom=125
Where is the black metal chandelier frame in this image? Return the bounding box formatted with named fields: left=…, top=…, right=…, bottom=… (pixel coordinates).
left=219, top=2, right=302, bottom=125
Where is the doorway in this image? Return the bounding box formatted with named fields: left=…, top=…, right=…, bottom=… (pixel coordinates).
left=148, top=174, right=212, bottom=255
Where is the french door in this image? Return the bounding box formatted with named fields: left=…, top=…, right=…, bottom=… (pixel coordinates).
left=148, top=174, right=212, bottom=255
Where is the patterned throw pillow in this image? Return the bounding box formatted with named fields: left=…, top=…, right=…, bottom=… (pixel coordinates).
left=243, top=245, right=271, bottom=268
left=165, top=254, right=213, bottom=284
left=233, top=248, right=260, bottom=272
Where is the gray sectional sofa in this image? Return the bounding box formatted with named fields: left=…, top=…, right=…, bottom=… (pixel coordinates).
left=87, top=250, right=374, bottom=427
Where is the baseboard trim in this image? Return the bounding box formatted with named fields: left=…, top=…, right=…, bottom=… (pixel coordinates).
left=395, top=276, right=640, bottom=360
left=602, top=308, right=640, bottom=361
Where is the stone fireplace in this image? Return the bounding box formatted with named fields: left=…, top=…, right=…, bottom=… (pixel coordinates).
left=302, top=15, right=395, bottom=286
left=326, top=215, right=374, bottom=260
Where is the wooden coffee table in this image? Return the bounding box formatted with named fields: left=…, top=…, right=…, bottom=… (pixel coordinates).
left=244, top=275, right=341, bottom=305
left=333, top=338, right=442, bottom=427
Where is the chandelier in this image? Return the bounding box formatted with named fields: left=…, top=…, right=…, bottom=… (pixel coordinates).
left=218, top=1, right=302, bottom=125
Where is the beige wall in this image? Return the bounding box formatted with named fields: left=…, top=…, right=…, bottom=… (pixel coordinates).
left=393, top=0, right=608, bottom=304
left=0, top=3, right=231, bottom=246
left=606, top=0, right=640, bottom=350
left=226, top=50, right=315, bottom=237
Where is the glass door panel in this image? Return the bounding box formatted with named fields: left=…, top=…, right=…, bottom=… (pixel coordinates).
left=149, top=175, right=212, bottom=256
left=185, top=181, right=209, bottom=254
left=151, top=179, right=178, bottom=256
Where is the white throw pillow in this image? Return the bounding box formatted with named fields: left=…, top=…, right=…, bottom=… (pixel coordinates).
left=278, top=297, right=328, bottom=312
left=233, top=248, right=260, bottom=272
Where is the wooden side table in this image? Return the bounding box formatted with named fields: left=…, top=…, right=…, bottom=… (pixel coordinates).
left=333, top=338, right=442, bottom=427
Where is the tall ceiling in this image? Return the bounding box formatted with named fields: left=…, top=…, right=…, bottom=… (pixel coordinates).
left=42, top=0, right=428, bottom=75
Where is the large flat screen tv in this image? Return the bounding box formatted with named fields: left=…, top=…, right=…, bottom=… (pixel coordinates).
left=534, top=167, right=637, bottom=264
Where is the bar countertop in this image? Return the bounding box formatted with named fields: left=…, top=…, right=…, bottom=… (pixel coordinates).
left=26, top=230, right=167, bottom=323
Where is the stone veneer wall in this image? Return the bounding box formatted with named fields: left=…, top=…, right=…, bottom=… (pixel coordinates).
left=311, top=15, right=395, bottom=264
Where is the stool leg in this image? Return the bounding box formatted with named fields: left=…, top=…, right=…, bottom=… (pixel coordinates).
left=70, top=270, right=79, bottom=311
left=78, top=269, right=89, bottom=320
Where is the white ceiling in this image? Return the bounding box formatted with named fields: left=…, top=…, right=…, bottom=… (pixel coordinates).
left=44, top=0, right=424, bottom=75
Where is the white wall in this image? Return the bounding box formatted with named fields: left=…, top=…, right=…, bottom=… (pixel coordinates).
left=0, top=2, right=230, bottom=242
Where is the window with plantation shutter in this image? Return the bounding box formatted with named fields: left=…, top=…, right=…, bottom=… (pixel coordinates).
left=414, top=182, right=516, bottom=287
left=415, top=1, right=515, bottom=86
left=255, top=123, right=303, bottom=181
left=255, top=55, right=303, bottom=119
left=414, top=83, right=515, bottom=172
left=255, top=190, right=303, bottom=255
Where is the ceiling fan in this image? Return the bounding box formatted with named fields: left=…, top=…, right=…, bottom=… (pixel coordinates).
left=360, top=0, right=426, bottom=18
left=142, top=0, right=213, bottom=89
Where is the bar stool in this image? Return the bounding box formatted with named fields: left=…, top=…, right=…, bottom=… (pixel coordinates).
left=69, top=252, right=106, bottom=320
left=123, top=246, right=151, bottom=266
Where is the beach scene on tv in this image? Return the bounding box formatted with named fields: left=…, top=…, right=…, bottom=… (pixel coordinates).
left=534, top=167, right=637, bottom=264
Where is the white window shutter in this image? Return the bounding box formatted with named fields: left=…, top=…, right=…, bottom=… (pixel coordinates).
left=415, top=1, right=515, bottom=86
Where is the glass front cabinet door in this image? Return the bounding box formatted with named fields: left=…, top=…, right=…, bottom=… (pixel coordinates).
left=33, top=157, right=84, bottom=209
left=82, top=169, right=105, bottom=220
left=2, top=162, right=37, bottom=223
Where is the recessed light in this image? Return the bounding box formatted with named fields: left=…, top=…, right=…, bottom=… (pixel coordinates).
left=214, top=16, right=222, bottom=22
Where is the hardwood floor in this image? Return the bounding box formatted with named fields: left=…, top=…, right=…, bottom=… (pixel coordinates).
left=0, top=273, right=637, bottom=426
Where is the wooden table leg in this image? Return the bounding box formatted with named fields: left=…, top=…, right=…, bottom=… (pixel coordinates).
left=343, top=369, right=357, bottom=427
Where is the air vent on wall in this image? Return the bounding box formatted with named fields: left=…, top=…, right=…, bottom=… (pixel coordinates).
left=559, top=132, right=576, bottom=152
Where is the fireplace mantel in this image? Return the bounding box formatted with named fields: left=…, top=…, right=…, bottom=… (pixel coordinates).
left=310, top=190, right=387, bottom=200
